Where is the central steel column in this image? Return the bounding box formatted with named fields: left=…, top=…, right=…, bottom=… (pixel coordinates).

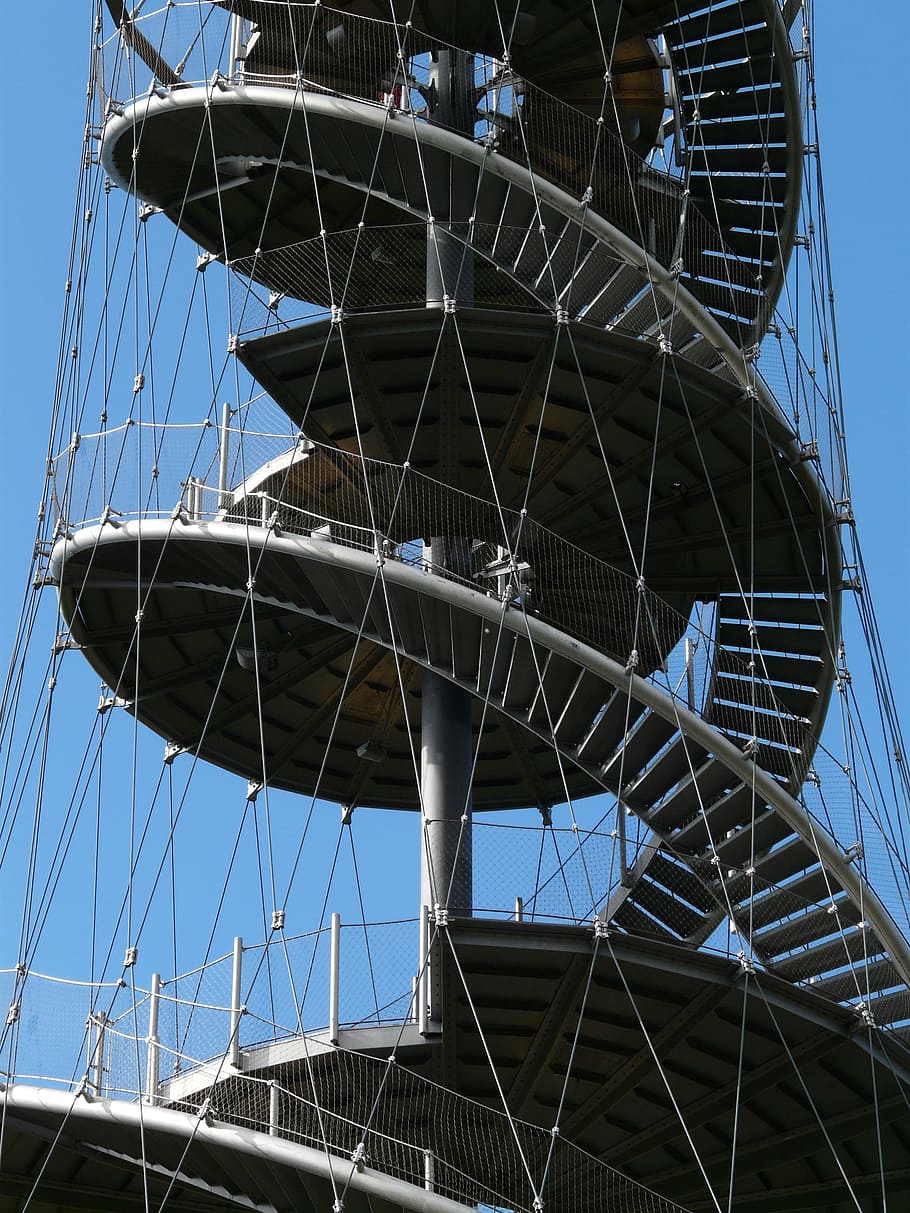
left=420, top=49, right=475, bottom=917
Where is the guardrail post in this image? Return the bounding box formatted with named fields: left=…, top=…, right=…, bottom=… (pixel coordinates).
left=229, top=14, right=244, bottom=80
left=685, top=637, right=696, bottom=711
left=269, top=1080, right=280, bottom=1136
left=145, top=972, right=161, bottom=1103
left=424, top=1149, right=435, bottom=1192
left=514, top=896, right=524, bottom=922
left=229, top=936, right=243, bottom=1069
left=218, top=401, right=231, bottom=508
left=417, top=905, right=430, bottom=1036
left=329, top=912, right=341, bottom=1044
left=89, top=1012, right=108, bottom=1096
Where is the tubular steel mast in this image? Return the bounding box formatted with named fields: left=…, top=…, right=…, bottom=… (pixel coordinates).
left=1, top=3, right=908, bottom=1212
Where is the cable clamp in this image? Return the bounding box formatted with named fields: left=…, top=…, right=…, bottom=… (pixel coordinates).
left=133, top=373, right=145, bottom=393
left=580, top=186, right=593, bottom=205
left=737, top=951, right=755, bottom=975
left=623, top=650, right=639, bottom=675
left=592, top=916, right=610, bottom=940
left=855, top=1002, right=875, bottom=1028
left=533, top=1198, right=545, bottom=1213
left=443, top=295, right=456, bottom=314
left=555, top=306, right=569, bottom=325
left=6, top=1002, right=20, bottom=1027
left=197, top=1096, right=215, bottom=1124
left=124, top=946, right=138, bottom=968
left=844, top=841, right=863, bottom=863
left=433, top=906, right=449, bottom=928
left=163, top=742, right=187, bottom=765
left=658, top=334, right=672, bottom=355
left=247, top=780, right=263, bottom=803
left=271, top=909, right=286, bottom=932
left=331, top=305, right=345, bottom=324
left=351, top=1142, right=368, bottom=1170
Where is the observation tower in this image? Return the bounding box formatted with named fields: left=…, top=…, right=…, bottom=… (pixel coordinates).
left=2, top=3, right=908, bottom=1212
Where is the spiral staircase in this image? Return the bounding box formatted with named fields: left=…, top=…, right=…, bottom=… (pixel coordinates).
left=6, top=3, right=908, bottom=1212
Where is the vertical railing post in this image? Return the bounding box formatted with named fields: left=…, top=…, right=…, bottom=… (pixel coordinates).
left=229, top=936, right=243, bottom=1069
left=218, top=401, right=231, bottom=509
left=145, top=972, right=161, bottom=1103
left=329, top=912, right=340, bottom=1045
left=89, top=1012, right=108, bottom=1096
left=685, top=637, right=696, bottom=711
left=514, top=896, right=524, bottom=922
left=417, top=904, right=430, bottom=1036
left=269, top=1080, right=280, bottom=1136
left=424, top=1149, right=435, bottom=1192
left=618, top=799, right=631, bottom=888
left=229, top=14, right=244, bottom=79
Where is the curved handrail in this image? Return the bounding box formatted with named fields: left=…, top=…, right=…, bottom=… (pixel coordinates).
left=49, top=520, right=910, bottom=991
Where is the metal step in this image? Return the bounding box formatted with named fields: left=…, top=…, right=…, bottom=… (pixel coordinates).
left=575, top=689, right=645, bottom=765
left=671, top=781, right=757, bottom=853
left=631, top=876, right=705, bottom=939
left=647, top=851, right=720, bottom=915
left=713, top=808, right=792, bottom=868
left=676, top=55, right=775, bottom=99
left=747, top=867, right=842, bottom=931
left=526, top=652, right=584, bottom=731
left=691, top=116, right=789, bottom=149
left=687, top=86, right=785, bottom=123
left=601, top=713, right=678, bottom=787
left=810, top=958, right=901, bottom=1004
left=612, top=900, right=677, bottom=943
left=553, top=672, right=612, bottom=748
left=668, top=0, right=768, bottom=45
left=755, top=897, right=864, bottom=961
left=624, top=735, right=709, bottom=811
left=772, top=926, right=886, bottom=983
left=647, top=758, right=737, bottom=832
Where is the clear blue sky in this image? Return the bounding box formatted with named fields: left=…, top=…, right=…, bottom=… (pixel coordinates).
left=0, top=4, right=906, bottom=987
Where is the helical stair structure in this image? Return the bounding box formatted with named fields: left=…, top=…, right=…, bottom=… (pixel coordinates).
left=3, top=3, right=909, bottom=1213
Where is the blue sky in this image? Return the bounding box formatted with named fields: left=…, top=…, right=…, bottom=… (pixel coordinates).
left=0, top=3, right=906, bottom=989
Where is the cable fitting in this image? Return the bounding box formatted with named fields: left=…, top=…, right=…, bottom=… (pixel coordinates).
left=738, top=951, right=755, bottom=975
left=592, top=916, right=610, bottom=940
left=351, top=1142, right=368, bottom=1170
left=271, top=909, right=286, bottom=932
left=433, top=906, right=449, bottom=928
left=855, top=1002, right=875, bottom=1029
left=124, top=945, right=139, bottom=968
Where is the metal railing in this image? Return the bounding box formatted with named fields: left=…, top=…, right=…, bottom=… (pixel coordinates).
left=97, top=1, right=772, bottom=340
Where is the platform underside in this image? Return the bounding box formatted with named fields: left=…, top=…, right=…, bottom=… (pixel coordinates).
left=237, top=311, right=827, bottom=599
